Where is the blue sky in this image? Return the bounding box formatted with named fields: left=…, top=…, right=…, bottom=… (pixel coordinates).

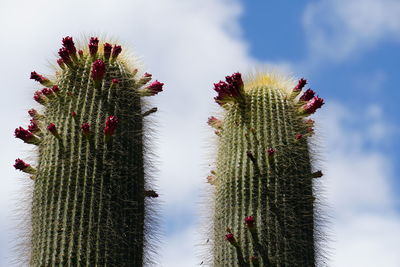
left=0, top=0, right=399, bottom=266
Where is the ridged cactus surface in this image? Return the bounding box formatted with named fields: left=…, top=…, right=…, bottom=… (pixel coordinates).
left=14, top=37, right=163, bottom=266
left=208, top=73, right=324, bottom=266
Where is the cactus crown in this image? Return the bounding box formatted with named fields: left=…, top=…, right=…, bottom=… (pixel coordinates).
left=14, top=36, right=163, bottom=266
left=207, top=71, right=325, bottom=266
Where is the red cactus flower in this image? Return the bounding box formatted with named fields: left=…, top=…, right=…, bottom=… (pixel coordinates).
left=266, top=147, right=275, bottom=156
left=13, top=158, right=30, bottom=171
left=225, top=233, right=238, bottom=246
left=41, top=87, right=53, bottom=96
left=30, top=71, right=52, bottom=86
left=293, top=78, right=307, bottom=92
left=302, top=96, right=325, bottom=114
left=47, top=123, right=61, bottom=139
left=58, top=47, right=72, bottom=64
left=91, top=59, right=106, bottom=84
left=14, top=127, right=39, bottom=144
left=78, top=49, right=83, bottom=57
left=62, top=36, right=77, bottom=55
left=137, top=72, right=153, bottom=86
left=207, top=116, right=223, bottom=130
left=299, top=89, right=316, bottom=101
left=111, top=45, right=122, bottom=60
left=103, top=43, right=112, bottom=59
left=89, top=37, right=99, bottom=57
left=104, top=115, right=119, bottom=137
left=28, top=109, right=38, bottom=118
left=213, top=72, right=244, bottom=105
left=51, top=85, right=60, bottom=93
left=28, top=119, right=39, bottom=133
left=295, top=133, right=303, bottom=140
left=244, top=216, right=256, bottom=229
left=81, top=123, right=90, bottom=136
left=71, top=111, right=77, bottom=117
left=112, top=78, right=119, bottom=84
left=57, top=58, right=65, bottom=69
left=33, top=90, right=46, bottom=104
left=146, top=80, right=164, bottom=95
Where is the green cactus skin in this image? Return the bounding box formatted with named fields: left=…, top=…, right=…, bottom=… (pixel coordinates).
left=22, top=38, right=161, bottom=267
left=209, top=73, right=324, bottom=267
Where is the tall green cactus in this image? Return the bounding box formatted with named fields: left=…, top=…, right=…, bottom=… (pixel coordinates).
left=14, top=36, right=162, bottom=266
left=207, top=72, right=324, bottom=266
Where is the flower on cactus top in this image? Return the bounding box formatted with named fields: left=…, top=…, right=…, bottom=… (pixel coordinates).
left=89, top=37, right=99, bottom=57
left=293, top=78, right=307, bottom=92
left=104, top=115, right=119, bottom=137
left=244, top=216, right=256, bottom=229
left=302, top=96, right=325, bottom=115
left=213, top=72, right=244, bottom=105
left=15, top=127, right=38, bottom=144
left=103, top=43, right=112, bottom=59
left=30, top=71, right=52, bottom=86
left=81, top=123, right=90, bottom=136
left=33, top=90, right=46, bottom=104
left=299, top=89, right=316, bottom=102
left=147, top=80, right=164, bottom=95
left=62, top=36, right=77, bottom=55
left=207, top=116, right=223, bottom=130
left=58, top=47, right=72, bottom=64
left=112, top=45, right=122, bottom=60
left=13, top=158, right=30, bottom=171
left=91, top=59, right=106, bottom=82
left=266, top=147, right=275, bottom=156
left=28, top=119, right=39, bottom=133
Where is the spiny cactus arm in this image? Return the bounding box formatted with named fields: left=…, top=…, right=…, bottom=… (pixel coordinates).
left=14, top=36, right=163, bottom=267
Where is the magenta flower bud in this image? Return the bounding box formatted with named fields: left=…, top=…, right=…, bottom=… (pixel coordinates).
left=111, top=45, right=122, bottom=60
left=78, top=49, right=83, bottom=57
left=41, top=87, right=53, bottom=97
left=225, top=72, right=244, bottom=96
left=71, top=111, right=77, bottom=117
left=13, top=158, right=30, bottom=171
left=147, top=80, right=164, bottom=95
left=51, top=85, right=60, bottom=93
left=33, top=90, right=46, bottom=104
left=91, top=59, right=106, bottom=86
left=62, top=36, right=77, bottom=55
left=104, top=115, right=119, bottom=138
left=244, top=216, right=256, bottom=229
left=28, top=119, right=40, bottom=133
left=57, top=58, right=66, bottom=70
left=225, top=233, right=238, bottom=246
left=299, top=89, right=316, bottom=101
left=80, top=123, right=90, bottom=136
left=302, top=96, right=325, bottom=115
left=103, top=43, right=112, bottom=59
left=295, top=133, right=303, bottom=140
left=266, top=147, right=275, bottom=156
left=47, top=123, right=61, bottom=139
left=213, top=72, right=244, bottom=106
left=89, top=37, right=99, bottom=57
left=207, top=116, right=223, bottom=130
left=14, top=127, right=39, bottom=144
left=293, top=78, right=307, bottom=92
left=137, top=72, right=152, bottom=86
left=112, top=78, right=119, bottom=84
left=58, top=47, right=72, bottom=65
left=30, top=71, right=53, bottom=87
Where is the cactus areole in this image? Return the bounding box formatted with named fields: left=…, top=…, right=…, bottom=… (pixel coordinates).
left=15, top=36, right=163, bottom=266
left=209, top=72, right=324, bottom=266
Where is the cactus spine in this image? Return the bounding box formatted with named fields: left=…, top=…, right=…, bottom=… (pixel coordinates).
left=14, top=37, right=163, bottom=266
left=208, top=73, right=324, bottom=266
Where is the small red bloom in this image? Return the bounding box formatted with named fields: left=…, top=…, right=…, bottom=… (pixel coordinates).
left=213, top=72, right=244, bottom=105
left=62, top=36, right=77, bottom=55
left=28, top=119, right=39, bottom=133
left=293, top=78, right=307, bottom=92
left=295, top=133, right=303, bottom=140
left=302, top=96, right=325, bottom=114
left=225, top=233, right=238, bottom=246
left=244, top=216, right=256, bottom=228
left=89, top=37, right=99, bottom=57
left=146, top=80, right=164, bottom=95
left=137, top=72, right=152, bottom=86
left=111, top=45, right=122, bottom=60
left=13, top=158, right=30, bottom=171
left=51, top=85, right=60, bottom=93
left=14, top=127, right=38, bottom=144
left=28, top=109, right=38, bottom=118
left=30, top=71, right=52, bottom=86
left=207, top=116, right=223, bottom=130
left=299, top=89, right=316, bottom=101
left=41, top=87, right=53, bottom=96
left=47, top=123, right=61, bottom=139
left=112, top=78, right=119, bottom=84
left=71, top=111, right=77, bottom=118
left=57, top=58, right=65, bottom=69
left=58, top=47, right=72, bottom=64
left=33, top=90, right=46, bottom=104
left=267, top=147, right=275, bottom=156
left=104, top=115, right=119, bottom=137
left=91, top=59, right=106, bottom=83
left=81, top=123, right=90, bottom=136
left=103, top=43, right=112, bottom=59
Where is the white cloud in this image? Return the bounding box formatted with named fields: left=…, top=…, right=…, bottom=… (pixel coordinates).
left=302, top=0, right=400, bottom=63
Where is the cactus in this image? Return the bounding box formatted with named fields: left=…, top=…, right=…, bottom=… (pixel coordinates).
left=207, top=72, right=324, bottom=266
left=14, top=36, right=163, bottom=266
